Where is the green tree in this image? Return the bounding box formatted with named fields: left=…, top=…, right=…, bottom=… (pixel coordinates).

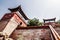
left=57, top=20, right=60, bottom=24
left=27, top=18, right=42, bottom=26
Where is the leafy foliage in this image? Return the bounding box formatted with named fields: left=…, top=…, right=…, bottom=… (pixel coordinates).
left=27, top=18, right=42, bottom=26
left=57, top=20, right=60, bottom=24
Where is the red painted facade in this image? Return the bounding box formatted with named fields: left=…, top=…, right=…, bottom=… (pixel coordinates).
left=13, top=13, right=27, bottom=27
left=1, top=12, right=27, bottom=27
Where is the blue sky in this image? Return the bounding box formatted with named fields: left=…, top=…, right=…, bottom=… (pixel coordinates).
left=0, top=0, right=60, bottom=22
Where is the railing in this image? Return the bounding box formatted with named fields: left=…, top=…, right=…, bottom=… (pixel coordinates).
left=49, top=25, right=60, bottom=40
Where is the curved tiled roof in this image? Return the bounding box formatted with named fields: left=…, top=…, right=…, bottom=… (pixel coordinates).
left=8, top=5, right=29, bottom=20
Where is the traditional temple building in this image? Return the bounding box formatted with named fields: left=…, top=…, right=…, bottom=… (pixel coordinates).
left=0, top=5, right=29, bottom=40
left=0, top=5, right=60, bottom=40
left=1, top=5, right=29, bottom=27
left=0, top=5, right=52, bottom=40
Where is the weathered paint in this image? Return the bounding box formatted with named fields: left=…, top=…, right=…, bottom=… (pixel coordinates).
left=11, top=29, right=51, bottom=40
left=2, top=16, right=19, bottom=36
left=13, top=13, right=27, bottom=27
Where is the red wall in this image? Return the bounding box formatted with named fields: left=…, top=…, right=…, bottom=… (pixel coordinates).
left=13, top=13, right=27, bottom=27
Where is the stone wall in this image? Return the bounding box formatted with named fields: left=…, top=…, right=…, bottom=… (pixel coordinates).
left=11, top=29, right=51, bottom=40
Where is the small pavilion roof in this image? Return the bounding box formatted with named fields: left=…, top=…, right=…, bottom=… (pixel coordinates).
left=43, top=18, right=56, bottom=21
left=43, top=18, right=56, bottom=23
